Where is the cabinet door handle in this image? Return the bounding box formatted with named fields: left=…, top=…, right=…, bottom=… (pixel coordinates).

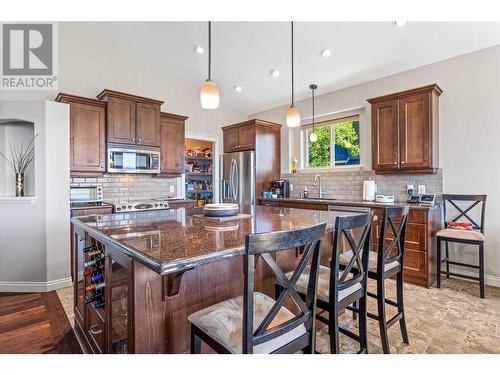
left=401, top=161, right=406, bottom=164
left=132, top=138, right=135, bottom=142
left=138, top=139, right=142, bottom=142
left=100, top=164, right=104, bottom=168
left=90, top=324, right=102, bottom=335
left=393, top=162, right=397, bottom=165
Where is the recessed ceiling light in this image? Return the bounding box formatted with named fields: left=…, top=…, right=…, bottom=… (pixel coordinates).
left=321, top=49, right=332, bottom=57
left=270, top=70, right=281, bottom=77
left=195, top=46, right=204, bottom=54
left=393, top=21, right=408, bottom=27
left=234, top=86, right=243, bottom=92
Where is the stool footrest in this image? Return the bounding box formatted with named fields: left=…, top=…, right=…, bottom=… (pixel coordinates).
left=440, top=270, right=480, bottom=281
left=339, top=326, right=360, bottom=342
left=367, top=291, right=398, bottom=308
left=447, top=260, right=480, bottom=269
left=386, top=312, right=403, bottom=329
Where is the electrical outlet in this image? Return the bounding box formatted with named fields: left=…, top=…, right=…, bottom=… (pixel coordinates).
left=418, top=185, right=426, bottom=194
left=169, top=185, right=175, bottom=193
left=290, top=184, right=294, bottom=192
left=407, top=184, right=414, bottom=195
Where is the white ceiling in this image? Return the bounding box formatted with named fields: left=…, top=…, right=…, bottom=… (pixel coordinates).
left=60, top=22, right=500, bottom=115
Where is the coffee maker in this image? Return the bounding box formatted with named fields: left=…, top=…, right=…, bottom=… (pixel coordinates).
left=271, top=179, right=290, bottom=198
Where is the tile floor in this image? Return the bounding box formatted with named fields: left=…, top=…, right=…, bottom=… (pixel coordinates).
left=56, top=277, right=500, bottom=354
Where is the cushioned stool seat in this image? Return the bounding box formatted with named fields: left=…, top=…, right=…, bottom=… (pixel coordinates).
left=436, top=228, right=485, bottom=242
left=188, top=292, right=306, bottom=354
left=339, top=250, right=400, bottom=273
left=285, top=265, right=362, bottom=303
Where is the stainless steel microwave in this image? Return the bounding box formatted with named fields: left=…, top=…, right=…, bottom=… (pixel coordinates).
left=107, top=144, right=160, bottom=174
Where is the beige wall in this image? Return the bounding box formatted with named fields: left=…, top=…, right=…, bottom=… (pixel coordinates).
left=251, top=45, right=500, bottom=286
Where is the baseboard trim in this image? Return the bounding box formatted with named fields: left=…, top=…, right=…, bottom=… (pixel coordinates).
left=0, top=277, right=72, bottom=292
left=448, top=266, right=500, bottom=288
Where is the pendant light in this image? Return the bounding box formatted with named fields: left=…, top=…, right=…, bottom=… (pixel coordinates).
left=309, top=84, right=318, bottom=143
left=286, top=21, right=301, bottom=127
left=200, top=21, right=220, bottom=109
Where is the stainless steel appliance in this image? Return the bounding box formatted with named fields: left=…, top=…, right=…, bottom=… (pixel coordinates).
left=272, top=179, right=290, bottom=198
left=70, top=184, right=103, bottom=204
left=107, top=144, right=160, bottom=174
left=220, top=151, right=255, bottom=213
left=113, top=199, right=170, bottom=213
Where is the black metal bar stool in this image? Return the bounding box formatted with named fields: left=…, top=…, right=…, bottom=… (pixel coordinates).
left=436, top=194, right=487, bottom=298
left=188, top=223, right=326, bottom=354
left=340, top=205, right=410, bottom=354
left=277, top=213, right=373, bottom=354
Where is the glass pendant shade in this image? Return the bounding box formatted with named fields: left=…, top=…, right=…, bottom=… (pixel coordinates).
left=200, top=79, right=219, bottom=109
left=309, top=130, right=317, bottom=143
left=286, top=105, right=301, bottom=127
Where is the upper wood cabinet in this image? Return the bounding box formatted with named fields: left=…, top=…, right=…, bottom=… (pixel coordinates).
left=222, top=119, right=281, bottom=198
left=368, top=84, right=442, bottom=174
left=97, top=89, right=163, bottom=147
left=223, top=121, right=256, bottom=153
left=56, top=93, right=106, bottom=176
left=160, top=112, right=188, bottom=175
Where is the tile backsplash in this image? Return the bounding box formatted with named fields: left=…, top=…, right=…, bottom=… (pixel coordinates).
left=281, top=169, right=443, bottom=202
left=71, top=174, right=181, bottom=203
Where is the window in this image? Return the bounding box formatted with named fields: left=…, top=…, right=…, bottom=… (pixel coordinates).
left=303, top=115, right=361, bottom=169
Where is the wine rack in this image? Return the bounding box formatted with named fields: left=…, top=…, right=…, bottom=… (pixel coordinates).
left=83, top=239, right=106, bottom=311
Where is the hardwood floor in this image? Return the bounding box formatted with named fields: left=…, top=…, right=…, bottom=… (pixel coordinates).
left=0, top=291, right=82, bottom=354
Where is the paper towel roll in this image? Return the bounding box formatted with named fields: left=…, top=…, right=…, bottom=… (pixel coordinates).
left=363, top=180, right=376, bottom=201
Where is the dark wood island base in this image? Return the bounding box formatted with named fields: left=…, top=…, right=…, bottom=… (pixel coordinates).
left=71, top=206, right=345, bottom=353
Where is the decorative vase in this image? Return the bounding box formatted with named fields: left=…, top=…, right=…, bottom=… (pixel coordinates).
left=15, top=173, right=24, bottom=197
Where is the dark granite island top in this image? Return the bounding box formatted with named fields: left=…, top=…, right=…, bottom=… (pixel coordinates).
left=71, top=205, right=361, bottom=276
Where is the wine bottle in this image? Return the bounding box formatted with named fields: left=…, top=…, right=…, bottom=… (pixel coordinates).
left=83, top=245, right=97, bottom=253
left=84, top=254, right=104, bottom=268
left=86, top=249, right=103, bottom=257
left=90, top=273, right=104, bottom=283
left=84, top=292, right=103, bottom=304
left=86, top=282, right=105, bottom=292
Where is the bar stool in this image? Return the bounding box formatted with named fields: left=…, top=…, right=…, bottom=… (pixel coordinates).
left=277, top=212, right=373, bottom=354
left=436, top=194, right=487, bottom=298
left=188, top=223, right=326, bottom=354
left=340, top=205, right=410, bottom=354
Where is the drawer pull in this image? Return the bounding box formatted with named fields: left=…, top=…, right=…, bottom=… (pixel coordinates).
left=90, top=324, right=102, bottom=335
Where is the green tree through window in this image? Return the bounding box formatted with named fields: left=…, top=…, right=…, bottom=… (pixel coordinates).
left=307, top=126, right=331, bottom=167
left=306, top=119, right=360, bottom=168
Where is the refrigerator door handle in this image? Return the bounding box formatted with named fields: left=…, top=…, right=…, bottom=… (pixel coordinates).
left=232, top=159, right=239, bottom=201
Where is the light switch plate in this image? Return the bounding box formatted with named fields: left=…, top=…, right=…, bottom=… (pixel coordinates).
left=418, top=185, right=426, bottom=194
left=169, top=186, right=175, bottom=193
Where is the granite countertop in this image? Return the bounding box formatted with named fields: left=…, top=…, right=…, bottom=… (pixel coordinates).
left=71, top=205, right=364, bottom=275
left=258, top=197, right=440, bottom=211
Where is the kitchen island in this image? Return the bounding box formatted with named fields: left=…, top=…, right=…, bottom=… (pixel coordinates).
left=71, top=205, right=359, bottom=354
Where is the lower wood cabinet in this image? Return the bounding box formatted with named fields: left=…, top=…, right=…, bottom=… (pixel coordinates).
left=168, top=200, right=195, bottom=209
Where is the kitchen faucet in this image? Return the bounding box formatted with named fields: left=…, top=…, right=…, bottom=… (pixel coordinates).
left=313, top=175, right=323, bottom=198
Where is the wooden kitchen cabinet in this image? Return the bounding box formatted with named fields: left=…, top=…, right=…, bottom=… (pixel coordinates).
left=368, top=84, right=442, bottom=174
left=159, top=112, right=188, bottom=175
left=222, top=119, right=282, bottom=198
left=97, top=89, right=163, bottom=147
left=222, top=120, right=256, bottom=153
left=56, top=93, right=106, bottom=176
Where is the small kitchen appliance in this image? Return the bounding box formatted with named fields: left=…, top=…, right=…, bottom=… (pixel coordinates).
left=70, top=184, right=103, bottom=204
left=272, top=179, right=290, bottom=198
left=375, top=195, right=395, bottom=204
left=362, top=180, right=376, bottom=201
left=107, top=144, right=160, bottom=174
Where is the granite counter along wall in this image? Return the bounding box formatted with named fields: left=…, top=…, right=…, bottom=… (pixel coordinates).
left=281, top=169, right=443, bottom=202
left=70, top=174, right=180, bottom=204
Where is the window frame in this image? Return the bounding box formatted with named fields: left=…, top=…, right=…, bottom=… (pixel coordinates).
left=301, top=115, right=362, bottom=171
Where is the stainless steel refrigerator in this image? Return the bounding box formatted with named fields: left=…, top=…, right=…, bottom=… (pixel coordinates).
left=220, top=151, right=255, bottom=213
